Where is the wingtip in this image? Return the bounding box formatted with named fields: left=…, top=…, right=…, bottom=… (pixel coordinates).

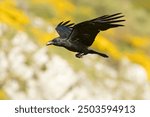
left=58, top=21, right=64, bottom=26
left=66, top=23, right=75, bottom=27
left=109, top=12, right=123, bottom=17
left=62, top=20, right=71, bottom=25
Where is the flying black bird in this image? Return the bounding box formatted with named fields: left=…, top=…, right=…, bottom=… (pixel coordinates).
left=46, top=13, right=125, bottom=58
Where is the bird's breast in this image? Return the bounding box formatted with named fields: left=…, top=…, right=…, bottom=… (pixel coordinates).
left=64, top=45, right=78, bottom=52
left=63, top=41, right=88, bottom=53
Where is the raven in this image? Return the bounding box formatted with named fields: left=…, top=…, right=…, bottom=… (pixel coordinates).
left=46, top=13, right=125, bottom=58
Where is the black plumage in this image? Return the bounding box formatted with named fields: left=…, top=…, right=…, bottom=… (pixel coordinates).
left=47, top=13, right=125, bottom=58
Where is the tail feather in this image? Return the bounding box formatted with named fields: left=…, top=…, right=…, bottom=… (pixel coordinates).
left=89, top=50, right=109, bottom=58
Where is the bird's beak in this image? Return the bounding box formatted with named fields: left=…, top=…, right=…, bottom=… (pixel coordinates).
left=46, top=41, right=53, bottom=46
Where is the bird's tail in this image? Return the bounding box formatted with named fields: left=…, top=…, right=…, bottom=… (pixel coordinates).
left=88, top=50, right=108, bottom=58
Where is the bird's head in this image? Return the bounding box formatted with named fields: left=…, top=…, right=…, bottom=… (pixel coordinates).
left=46, top=37, right=63, bottom=46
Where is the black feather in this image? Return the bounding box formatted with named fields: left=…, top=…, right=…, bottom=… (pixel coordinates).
left=47, top=13, right=125, bottom=58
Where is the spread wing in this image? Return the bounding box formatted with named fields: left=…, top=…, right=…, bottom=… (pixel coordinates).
left=55, top=21, right=74, bottom=38
left=68, top=13, right=125, bottom=46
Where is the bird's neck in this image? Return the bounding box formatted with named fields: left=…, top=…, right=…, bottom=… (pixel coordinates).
left=61, top=39, right=70, bottom=47
left=56, top=38, right=69, bottom=47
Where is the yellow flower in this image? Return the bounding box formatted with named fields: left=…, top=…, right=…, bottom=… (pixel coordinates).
left=92, top=35, right=122, bottom=59
left=31, top=0, right=75, bottom=16
left=30, top=27, right=56, bottom=46
left=125, top=51, right=150, bottom=80
left=127, top=36, right=150, bottom=49
left=0, top=89, right=9, bottom=100
left=0, top=0, right=29, bottom=29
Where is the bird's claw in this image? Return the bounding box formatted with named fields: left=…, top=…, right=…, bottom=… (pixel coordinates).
left=75, top=53, right=84, bottom=58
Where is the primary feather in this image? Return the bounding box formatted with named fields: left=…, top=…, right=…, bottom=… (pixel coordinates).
left=55, top=21, right=74, bottom=38
left=68, top=13, right=125, bottom=46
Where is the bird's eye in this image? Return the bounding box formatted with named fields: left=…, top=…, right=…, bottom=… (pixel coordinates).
left=53, top=39, right=57, bottom=42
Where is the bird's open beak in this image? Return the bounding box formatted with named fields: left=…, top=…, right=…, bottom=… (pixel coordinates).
left=46, top=41, right=53, bottom=46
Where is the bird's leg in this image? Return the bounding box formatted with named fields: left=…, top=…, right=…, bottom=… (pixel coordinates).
left=88, top=50, right=109, bottom=58
left=75, top=52, right=85, bottom=58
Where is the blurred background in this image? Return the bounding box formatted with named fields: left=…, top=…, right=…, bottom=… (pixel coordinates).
left=0, top=0, right=150, bottom=99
